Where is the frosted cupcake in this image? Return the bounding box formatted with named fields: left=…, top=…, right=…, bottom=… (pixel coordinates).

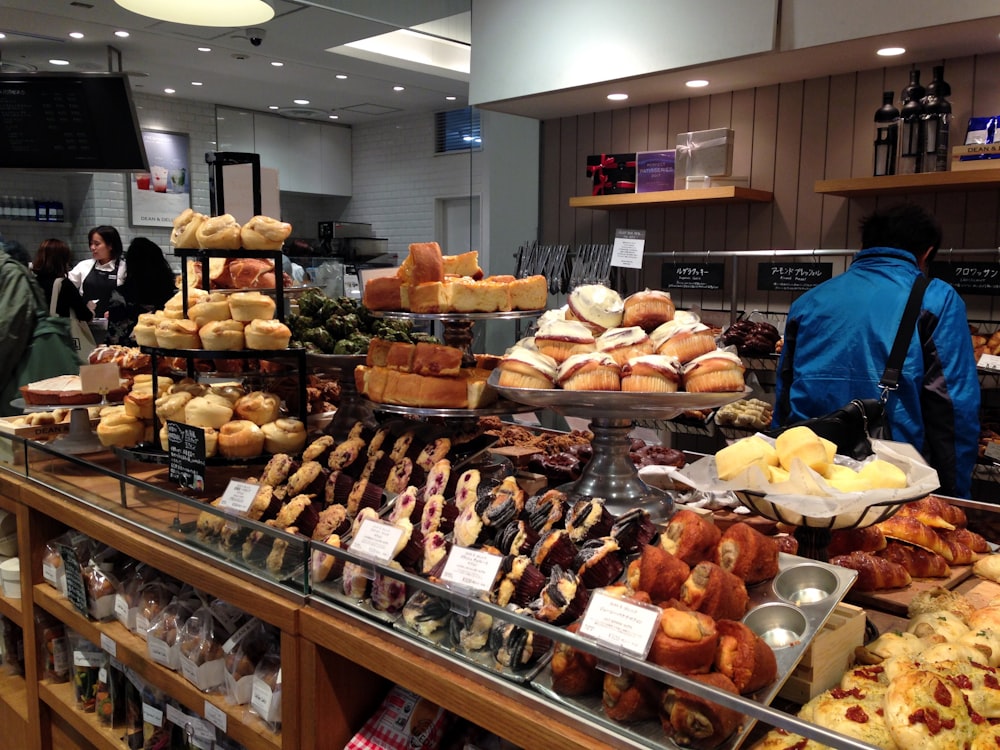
left=620, top=354, right=682, bottom=392
left=622, top=289, right=676, bottom=331
left=651, top=313, right=717, bottom=363
left=596, top=326, right=654, bottom=366
left=682, top=349, right=746, bottom=393
left=566, top=284, right=624, bottom=334
left=556, top=351, right=621, bottom=391
left=534, top=320, right=596, bottom=364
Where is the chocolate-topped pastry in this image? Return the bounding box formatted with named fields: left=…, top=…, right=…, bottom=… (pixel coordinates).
left=610, top=508, right=659, bottom=555
left=371, top=563, right=408, bottom=615
left=490, top=607, right=552, bottom=671
left=565, top=498, right=615, bottom=543
left=495, top=520, right=540, bottom=557
left=312, top=503, right=350, bottom=541
left=483, top=476, right=526, bottom=529
left=450, top=606, right=493, bottom=654
left=532, top=566, right=589, bottom=625
left=324, top=470, right=355, bottom=507
left=275, top=495, right=319, bottom=538
left=384, top=458, right=414, bottom=494
left=285, top=461, right=329, bottom=498
left=259, top=453, right=297, bottom=488
left=528, top=452, right=581, bottom=483
left=526, top=490, right=567, bottom=533
left=533, top=529, right=578, bottom=575
left=493, top=554, right=546, bottom=607
left=454, top=469, right=481, bottom=511
left=327, top=437, right=366, bottom=474
left=575, top=536, right=625, bottom=589
left=402, top=590, right=450, bottom=638
left=301, top=435, right=335, bottom=464
left=568, top=442, right=593, bottom=462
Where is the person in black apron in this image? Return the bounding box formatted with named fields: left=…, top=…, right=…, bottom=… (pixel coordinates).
left=69, top=226, right=126, bottom=318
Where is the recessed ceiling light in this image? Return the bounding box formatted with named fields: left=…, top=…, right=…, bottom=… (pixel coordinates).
left=293, top=99, right=309, bottom=105
left=69, top=32, right=84, bottom=39
left=877, top=46, right=906, bottom=56
left=115, top=30, right=130, bottom=38
left=445, top=96, right=456, bottom=101
left=328, top=114, right=339, bottom=119
left=270, top=61, right=283, bottom=67
left=198, top=47, right=211, bottom=52
left=393, top=86, right=405, bottom=92
left=191, top=81, right=203, bottom=86
left=268, top=105, right=279, bottom=110
left=0, top=33, right=6, bottom=39
left=607, top=93, right=628, bottom=101
left=164, top=88, right=176, bottom=94
left=49, top=59, right=70, bottom=66
left=686, top=79, right=710, bottom=88
left=113, top=0, right=274, bottom=27
left=335, top=74, right=347, bottom=80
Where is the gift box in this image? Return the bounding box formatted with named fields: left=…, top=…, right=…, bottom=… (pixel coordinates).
left=636, top=150, right=676, bottom=193
left=587, top=153, right=636, bottom=195
left=675, top=128, right=735, bottom=188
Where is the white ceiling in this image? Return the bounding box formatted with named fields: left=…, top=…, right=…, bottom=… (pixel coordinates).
left=2, top=1, right=1000, bottom=127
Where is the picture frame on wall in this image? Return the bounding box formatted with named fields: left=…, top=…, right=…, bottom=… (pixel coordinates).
left=128, top=129, right=191, bottom=228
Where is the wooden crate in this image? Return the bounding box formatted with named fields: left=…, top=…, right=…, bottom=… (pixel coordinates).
left=778, top=602, right=866, bottom=704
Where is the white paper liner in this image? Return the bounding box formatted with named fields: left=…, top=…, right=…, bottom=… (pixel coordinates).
left=662, top=437, right=940, bottom=525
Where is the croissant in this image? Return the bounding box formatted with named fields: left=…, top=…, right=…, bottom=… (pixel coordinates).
left=715, top=522, right=780, bottom=584
left=831, top=550, right=911, bottom=591
left=876, top=515, right=953, bottom=562
left=662, top=508, right=721, bottom=566
left=942, top=538, right=977, bottom=565
left=896, top=496, right=965, bottom=530
left=938, top=527, right=990, bottom=554
left=827, top=525, right=887, bottom=557
left=680, top=561, right=749, bottom=620
left=876, top=542, right=950, bottom=578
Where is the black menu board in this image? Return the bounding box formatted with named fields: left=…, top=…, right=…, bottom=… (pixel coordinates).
left=757, top=262, right=832, bottom=292
left=0, top=72, right=147, bottom=170
left=167, top=421, right=206, bottom=492
left=661, top=262, right=725, bottom=290
left=931, top=261, right=1000, bottom=296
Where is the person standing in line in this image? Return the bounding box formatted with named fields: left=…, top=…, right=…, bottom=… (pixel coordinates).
left=773, top=202, right=980, bottom=498
left=32, top=239, right=94, bottom=324
left=106, top=237, right=176, bottom=345
left=69, top=225, right=126, bottom=318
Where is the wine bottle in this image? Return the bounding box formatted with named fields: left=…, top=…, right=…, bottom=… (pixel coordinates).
left=921, top=64, right=952, bottom=173
left=874, top=91, right=899, bottom=176
left=898, top=69, right=925, bottom=175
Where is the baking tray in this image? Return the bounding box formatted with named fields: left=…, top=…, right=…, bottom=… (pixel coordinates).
left=530, top=553, right=857, bottom=750
left=310, top=577, right=404, bottom=626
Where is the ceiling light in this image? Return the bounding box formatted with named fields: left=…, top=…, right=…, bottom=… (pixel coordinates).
left=877, top=46, right=906, bottom=56
left=293, top=99, right=309, bottom=105
left=164, top=88, right=176, bottom=94
left=69, top=32, right=84, bottom=39
left=268, top=105, right=279, bottom=110
left=49, top=59, right=70, bottom=66
left=393, top=86, right=405, bottom=92
left=686, top=79, right=710, bottom=88
left=114, top=0, right=274, bottom=27
left=335, top=28, right=470, bottom=75
left=328, top=114, right=339, bottom=120
left=607, top=93, right=628, bottom=101
left=198, top=47, right=211, bottom=52
left=445, top=96, right=456, bottom=101
left=0, top=33, right=6, bottom=40
left=335, top=74, right=347, bottom=80
left=115, top=30, right=130, bottom=38
left=191, top=81, right=203, bottom=86
left=270, top=61, right=283, bottom=67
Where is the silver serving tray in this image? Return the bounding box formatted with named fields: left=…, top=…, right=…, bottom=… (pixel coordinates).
left=363, top=397, right=537, bottom=419
left=530, top=552, right=857, bottom=750
left=370, top=309, right=542, bottom=322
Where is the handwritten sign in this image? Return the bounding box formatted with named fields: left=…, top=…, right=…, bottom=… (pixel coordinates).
left=167, top=420, right=206, bottom=491
left=931, top=261, right=1000, bottom=295
left=610, top=229, right=646, bottom=269
left=58, top=543, right=89, bottom=617
left=661, top=262, right=725, bottom=290
left=757, top=262, right=832, bottom=292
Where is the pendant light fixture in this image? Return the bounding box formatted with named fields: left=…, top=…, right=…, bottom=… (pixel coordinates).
left=114, top=0, right=274, bottom=27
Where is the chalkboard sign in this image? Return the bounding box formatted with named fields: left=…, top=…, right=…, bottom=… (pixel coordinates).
left=0, top=72, right=147, bottom=170
left=58, top=543, right=90, bottom=617
left=167, top=421, right=206, bottom=491
left=931, top=261, right=1000, bottom=296
left=757, top=262, right=832, bottom=292
left=661, top=262, right=725, bottom=290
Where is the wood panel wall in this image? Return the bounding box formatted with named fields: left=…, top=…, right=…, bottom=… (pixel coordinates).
left=540, top=51, right=1000, bottom=323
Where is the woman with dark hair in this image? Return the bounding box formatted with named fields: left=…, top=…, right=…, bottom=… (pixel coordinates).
left=69, top=225, right=126, bottom=317
left=32, top=238, right=94, bottom=323
left=106, top=237, right=176, bottom=345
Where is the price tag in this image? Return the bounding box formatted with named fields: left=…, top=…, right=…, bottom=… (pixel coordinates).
left=204, top=701, right=227, bottom=733
left=661, top=262, right=726, bottom=290
left=250, top=678, right=281, bottom=723
left=147, top=637, right=172, bottom=665
left=165, top=704, right=185, bottom=727
left=73, top=648, right=104, bottom=668
left=114, top=594, right=130, bottom=623
left=350, top=518, right=404, bottom=562
left=135, top=615, right=150, bottom=635
left=142, top=703, right=164, bottom=728
left=192, top=717, right=216, bottom=743
left=577, top=590, right=661, bottom=659
left=931, top=261, right=1000, bottom=295
left=223, top=617, right=261, bottom=654
left=42, top=561, right=58, bottom=587
left=100, top=633, right=116, bottom=657
left=979, top=353, right=1000, bottom=372
left=440, top=547, right=503, bottom=593
left=180, top=656, right=199, bottom=684
left=58, top=543, right=89, bottom=617
left=217, top=479, right=260, bottom=515
left=757, top=262, right=832, bottom=292
left=610, top=228, right=645, bottom=269
left=79, top=363, right=121, bottom=397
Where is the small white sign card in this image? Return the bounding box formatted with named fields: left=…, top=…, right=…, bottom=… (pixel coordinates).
left=350, top=518, right=404, bottom=562
left=610, top=228, right=646, bottom=269
left=577, top=589, right=661, bottom=659
left=979, top=353, right=1000, bottom=372
left=217, top=479, right=261, bottom=515
left=79, top=363, right=121, bottom=398
left=440, top=547, right=503, bottom=594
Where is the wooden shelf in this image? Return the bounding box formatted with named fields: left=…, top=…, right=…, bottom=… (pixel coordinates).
left=814, top=170, right=1000, bottom=197
left=0, top=668, right=29, bottom=722
left=568, top=186, right=773, bottom=209
left=0, top=588, right=22, bottom=627
left=34, top=584, right=282, bottom=750
left=38, top=680, right=124, bottom=750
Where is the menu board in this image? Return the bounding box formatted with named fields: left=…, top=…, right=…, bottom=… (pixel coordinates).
left=0, top=73, right=147, bottom=170
left=757, top=262, right=832, bottom=292
left=661, top=262, right=725, bottom=290
left=167, top=421, right=206, bottom=491
left=931, top=261, right=1000, bottom=296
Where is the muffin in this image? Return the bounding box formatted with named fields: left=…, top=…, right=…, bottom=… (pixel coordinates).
left=620, top=354, right=682, bottom=393
left=496, top=347, right=559, bottom=389
left=682, top=350, right=746, bottom=393
left=651, top=314, right=717, bottom=363
left=566, top=284, right=624, bottom=333
left=556, top=351, right=621, bottom=391
left=622, top=289, right=676, bottom=331
left=534, top=320, right=597, bottom=364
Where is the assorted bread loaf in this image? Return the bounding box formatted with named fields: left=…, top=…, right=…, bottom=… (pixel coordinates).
left=362, top=241, right=548, bottom=313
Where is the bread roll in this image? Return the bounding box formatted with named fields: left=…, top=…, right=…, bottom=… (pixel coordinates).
left=244, top=319, right=291, bottom=350
left=184, top=395, right=234, bottom=429
left=133, top=312, right=164, bottom=347
left=241, top=215, right=292, bottom=250
left=187, top=293, right=232, bottom=327
left=233, top=391, right=281, bottom=426
left=195, top=213, right=241, bottom=250
left=124, top=389, right=155, bottom=420
left=199, top=319, right=245, bottom=351
left=229, top=291, right=276, bottom=322
left=170, top=208, right=206, bottom=248
left=154, top=318, right=201, bottom=349
left=97, top=413, right=144, bottom=448
left=218, top=420, right=265, bottom=458
left=261, top=418, right=307, bottom=454
left=163, top=288, right=208, bottom=319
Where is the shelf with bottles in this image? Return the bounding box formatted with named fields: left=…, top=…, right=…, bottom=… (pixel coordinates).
left=569, top=185, right=773, bottom=209
left=0, top=196, right=66, bottom=223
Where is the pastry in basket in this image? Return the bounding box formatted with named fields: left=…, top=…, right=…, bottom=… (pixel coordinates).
left=680, top=561, right=750, bottom=621
left=830, top=550, right=911, bottom=591
left=884, top=669, right=978, bottom=749
left=715, top=522, right=779, bottom=584
left=661, top=508, right=722, bottom=566
left=626, top=544, right=690, bottom=604
left=714, top=619, right=778, bottom=694
left=660, top=672, right=743, bottom=750
left=876, top=541, right=951, bottom=578
left=876, top=514, right=954, bottom=562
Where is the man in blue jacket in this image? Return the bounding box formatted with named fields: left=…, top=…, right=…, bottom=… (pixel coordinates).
left=773, top=203, right=980, bottom=498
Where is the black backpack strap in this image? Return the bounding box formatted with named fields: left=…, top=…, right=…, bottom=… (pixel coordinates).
left=879, top=274, right=929, bottom=392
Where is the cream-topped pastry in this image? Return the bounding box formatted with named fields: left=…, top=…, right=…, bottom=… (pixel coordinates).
left=534, top=319, right=597, bottom=363
left=497, top=347, right=559, bottom=389
left=595, top=326, right=654, bottom=365
left=650, top=316, right=716, bottom=363
left=535, top=306, right=568, bottom=329
left=621, top=354, right=682, bottom=392
left=566, top=284, right=624, bottom=333
left=682, top=349, right=746, bottom=393
left=556, top=351, right=621, bottom=391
